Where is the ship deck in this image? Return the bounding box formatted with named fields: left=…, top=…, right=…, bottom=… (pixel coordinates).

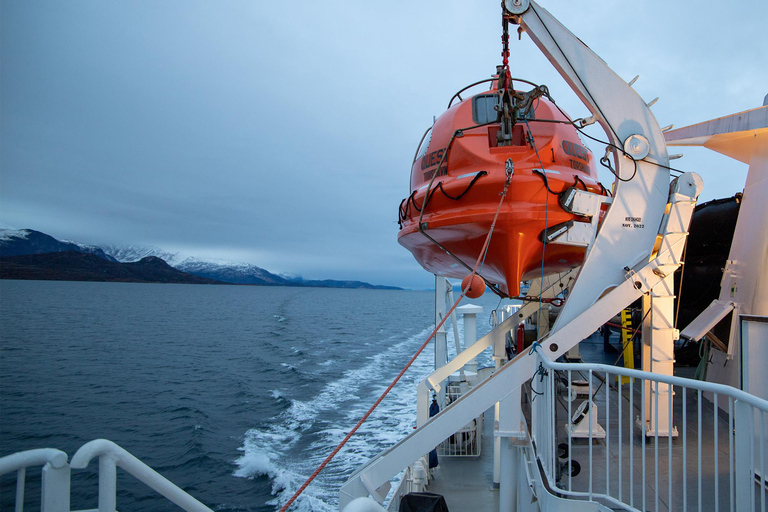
left=423, top=333, right=766, bottom=511
left=426, top=405, right=499, bottom=512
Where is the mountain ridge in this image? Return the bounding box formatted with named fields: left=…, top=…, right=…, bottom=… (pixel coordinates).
left=0, top=226, right=401, bottom=290
left=0, top=252, right=224, bottom=284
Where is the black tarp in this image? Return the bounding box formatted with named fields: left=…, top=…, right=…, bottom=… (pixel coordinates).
left=399, top=492, right=449, bottom=512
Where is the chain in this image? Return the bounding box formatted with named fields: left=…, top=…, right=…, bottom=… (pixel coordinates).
left=497, top=10, right=521, bottom=146
left=501, top=12, right=510, bottom=76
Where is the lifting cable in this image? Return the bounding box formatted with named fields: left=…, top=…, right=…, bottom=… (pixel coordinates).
left=523, top=117, right=553, bottom=339
left=279, top=160, right=514, bottom=512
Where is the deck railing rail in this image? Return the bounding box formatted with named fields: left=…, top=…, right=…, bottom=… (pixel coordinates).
left=532, top=357, right=768, bottom=512
left=0, top=439, right=212, bottom=512
left=0, top=448, right=70, bottom=512
left=437, top=382, right=482, bottom=457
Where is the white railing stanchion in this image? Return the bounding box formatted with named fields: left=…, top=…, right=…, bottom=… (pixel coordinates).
left=628, top=377, right=642, bottom=508
left=98, top=454, right=118, bottom=512
left=655, top=380, right=659, bottom=512
left=565, top=370, right=573, bottom=491
left=587, top=370, right=594, bottom=500
left=41, top=459, right=71, bottom=512
left=616, top=376, right=620, bottom=501
left=670, top=382, right=674, bottom=512
left=761, top=412, right=766, bottom=512
left=684, top=388, right=688, bottom=512
left=715, top=393, right=720, bottom=512
left=699, top=389, right=703, bottom=512
left=15, top=467, right=25, bottom=512
left=642, top=375, right=647, bottom=511
left=734, top=400, right=754, bottom=512
left=605, top=370, right=610, bottom=498
left=729, top=397, right=734, bottom=512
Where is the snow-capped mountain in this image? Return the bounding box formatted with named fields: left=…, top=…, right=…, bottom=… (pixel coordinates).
left=0, top=227, right=117, bottom=261
left=99, top=244, right=184, bottom=267
left=100, top=245, right=289, bottom=285
left=174, top=258, right=289, bottom=286
left=101, top=246, right=401, bottom=288
left=1, top=226, right=400, bottom=289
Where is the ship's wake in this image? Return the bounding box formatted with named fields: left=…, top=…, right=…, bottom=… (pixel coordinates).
left=233, top=326, right=435, bottom=511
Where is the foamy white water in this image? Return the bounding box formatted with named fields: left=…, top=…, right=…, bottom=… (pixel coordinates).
left=234, top=325, right=436, bottom=510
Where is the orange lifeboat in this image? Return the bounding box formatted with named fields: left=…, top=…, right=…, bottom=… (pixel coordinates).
left=397, top=77, right=609, bottom=297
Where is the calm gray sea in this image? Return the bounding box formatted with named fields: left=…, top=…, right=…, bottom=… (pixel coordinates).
left=0, top=280, right=502, bottom=511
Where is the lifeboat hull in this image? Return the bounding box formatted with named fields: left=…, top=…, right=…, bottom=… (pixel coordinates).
left=397, top=86, right=606, bottom=297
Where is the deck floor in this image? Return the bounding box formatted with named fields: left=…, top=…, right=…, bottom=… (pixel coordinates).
left=426, top=407, right=499, bottom=512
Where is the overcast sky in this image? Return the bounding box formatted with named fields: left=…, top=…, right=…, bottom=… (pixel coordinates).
left=2, top=1, right=766, bottom=289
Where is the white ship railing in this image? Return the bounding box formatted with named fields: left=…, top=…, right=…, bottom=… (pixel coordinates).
left=0, top=448, right=70, bottom=512
left=533, top=357, right=768, bottom=512
left=437, top=381, right=482, bottom=457
left=342, top=347, right=768, bottom=511
left=0, top=439, right=212, bottom=512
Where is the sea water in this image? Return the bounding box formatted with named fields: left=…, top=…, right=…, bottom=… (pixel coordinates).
left=0, top=280, right=503, bottom=511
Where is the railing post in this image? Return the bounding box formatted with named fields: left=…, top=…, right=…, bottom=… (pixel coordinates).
left=99, top=455, right=118, bottom=512
left=497, top=386, right=524, bottom=510
left=15, top=468, right=25, bottom=512
left=41, top=461, right=70, bottom=512
left=735, top=399, right=755, bottom=512
left=435, top=276, right=449, bottom=407
left=457, top=304, right=483, bottom=374
left=492, top=308, right=508, bottom=487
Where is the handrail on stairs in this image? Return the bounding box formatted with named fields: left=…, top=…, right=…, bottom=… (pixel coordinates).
left=340, top=349, right=538, bottom=510
left=417, top=270, right=577, bottom=427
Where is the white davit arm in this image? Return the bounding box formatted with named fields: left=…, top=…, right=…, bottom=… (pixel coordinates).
left=506, top=0, right=676, bottom=354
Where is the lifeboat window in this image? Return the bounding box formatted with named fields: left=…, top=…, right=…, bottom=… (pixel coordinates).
left=472, top=94, right=501, bottom=125
left=415, top=128, right=432, bottom=161
left=472, top=93, right=536, bottom=125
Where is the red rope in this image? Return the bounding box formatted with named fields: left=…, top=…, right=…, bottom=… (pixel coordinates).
left=278, top=135, right=514, bottom=512
left=605, top=321, right=635, bottom=333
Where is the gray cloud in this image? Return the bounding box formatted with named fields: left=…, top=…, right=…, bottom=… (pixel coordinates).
left=2, top=0, right=766, bottom=289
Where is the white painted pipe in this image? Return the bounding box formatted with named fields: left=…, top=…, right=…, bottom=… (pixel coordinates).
left=71, top=439, right=212, bottom=512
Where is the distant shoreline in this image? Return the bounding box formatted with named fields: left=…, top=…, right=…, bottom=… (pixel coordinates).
left=0, top=252, right=404, bottom=290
